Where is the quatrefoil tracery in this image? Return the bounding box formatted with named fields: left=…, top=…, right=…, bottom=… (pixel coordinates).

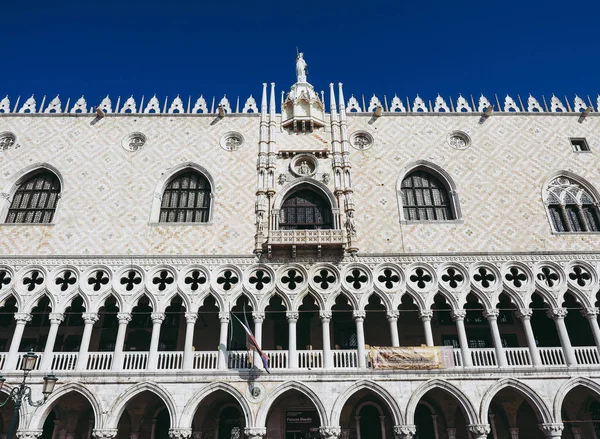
left=345, top=269, right=368, bottom=290
left=377, top=269, right=400, bottom=289
left=569, top=265, right=591, bottom=287
left=185, top=270, right=206, bottom=291
left=505, top=267, right=527, bottom=288
left=217, top=270, right=239, bottom=291
left=152, top=270, right=174, bottom=291
left=441, top=267, right=464, bottom=289
left=55, top=270, right=77, bottom=292
left=281, top=269, right=303, bottom=290
left=88, top=270, right=109, bottom=291
left=409, top=268, right=432, bottom=289
left=249, top=270, right=271, bottom=290
left=537, top=266, right=559, bottom=288
left=473, top=267, right=495, bottom=289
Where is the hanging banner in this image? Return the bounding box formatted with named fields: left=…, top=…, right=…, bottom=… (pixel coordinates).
left=368, top=346, right=455, bottom=369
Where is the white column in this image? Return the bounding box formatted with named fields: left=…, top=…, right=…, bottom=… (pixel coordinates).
left=484, top=309, right=507, bottom=367
left=420, top=310, right=434, bottom=346
left=387, top=311, right=400, bottom=347
left=218, top=312, right=229, bottom=370
left=516, top=309, right=541, bottom=366
left=76, top=312, right=99, bottom=371
left=354, top=311, right=366, bottom=368
left=182, top=312, right=197, bottom=370
left=287, top=312, right=298, bottom=369
left=538, top=423, right=564, bottom=438
left=452, top=310, right=472, bottom=367
left=112, top=312, right=131, bottom=371
left=548, top=308, right=577, bottom=366
left=6, top=313, right=31, bottom=370
left=40, top=312, right=64, bottom=371
left=467, top=424, right=491, bottom=439
left=509, top=427, right=519, bottom=439
left=320, top=311, right=333, bottom=369
left=253, top=312, right=265, bottom=367
left=147, top=312, right=165, bottom=371
left=582, top=308, right=600, bottom=355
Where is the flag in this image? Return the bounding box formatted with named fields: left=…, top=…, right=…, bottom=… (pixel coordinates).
left=232, top=312, right=270, bottom=373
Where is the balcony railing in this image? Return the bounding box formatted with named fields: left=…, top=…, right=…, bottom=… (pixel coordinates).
left=267, top=229, right=345, bottom=245
left=3, top=346, right=600, bottom=373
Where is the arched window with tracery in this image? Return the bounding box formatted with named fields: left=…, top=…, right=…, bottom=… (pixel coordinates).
left=279, top=188, right=333, bottom=230
left=401, top=170, right=453, bottom=221
left=159, top=170, right=211, bottom=223
left=6, top=171, right=61, bottom=223
left=545, top=176, right=600, bottom=232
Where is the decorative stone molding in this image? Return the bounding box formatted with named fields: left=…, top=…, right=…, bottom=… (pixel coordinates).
left=117, top=312, right=132, bottom=324
left=121, top=132, right=147, bottom=152
left=467, top=424, right=491, bottom=436
left=446, top=131, right=471, bottom=150
left=82, top=312, right=99, bottom=324
left=516, top=308, right=533, bottom=320
left=244, top=428, right=266, bottom=439
left=151, top=312, right=166, bottom=324
left=393, top=425, right=417, bottom=438
left=483, top=309, right=500, bottom=320
left=185, top=312, right=198, bottom=323
left=386, top=310, right=399, bottom=321
left=318, top=426, right=341, bottom=438
left=168, top=429, right=192, bottom=439
left=451, top=310, right=466, bottom=321
left=419, top=310, right=433, bottom=321
left=582, top=307, right=600, bottom=318
left=218, top=312, right=230, bottom=323
left=350, top=131, right=374, bottom=151
left=14, top=312, right=32, bottom=323
left=539, top=423, right=564, bottom=436
left=49, top=313, right=64, bottom=325
left=319, top=311, right=332, bottom=321
left=92, top=430, right=119, bottom=439
left=353, top=310, right=366, bottom=321
left=220, top=132, right=244, bottom=151
left=16, top=431, right=43, bottom=439
left=547, top=308, right=568, bottom=320
left=286, top=311, right=299, bottom=322
left=252, top=312, right=265, bottom=323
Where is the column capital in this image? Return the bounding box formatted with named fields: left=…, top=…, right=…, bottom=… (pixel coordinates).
left=483, top=309, right=500, bottom=320
left=16, top=431, right=43, bottom=439
left=320, top=310, right=332, bottom=322
left=92, top=430, right=119, bottom=439
left=286, top=311, right=299, bottom=323
left=468, top=424, right=491, bottom=437
left=451, top=310, right=466, bottom=321
left=117, top=312, right=132, bottom=323
left=582, top=307, right=600, bottom=318
left=151, top=312, right=165, bottom=324
left=252, top=312, right=265, bottom=323
left=218, top=312, right=230, bottom=323
left=14, top=312, right=32, bottom=323
left=185, top=312, right=198, bottom=324
left=386, top=310, right=399, bottom=321
left=547, top=308, right=568, bottom=320
left=516, top=308, right=533, bottom=319
left=82, top=312, right=99, bottom=324
left=419, top=310, right=433, bottom=321
left=353, top=310, right=366, bottom=321
left=393, top=425, right=417, bottom=438
left=244, top=427, right=266, bottom=439
left=48, top=312, right=64, bottom=324
left=168, top=428, right=192, bottom=439
left=319, top=426, right=341, bottom=438
left=539, top=423, right=564, bottom=437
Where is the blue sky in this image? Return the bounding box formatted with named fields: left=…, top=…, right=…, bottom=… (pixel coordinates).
left=2, top=0, right=599, bottom=108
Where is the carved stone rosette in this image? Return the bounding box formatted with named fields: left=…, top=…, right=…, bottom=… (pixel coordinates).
left=92, top=430, right=119, bottom=439
left=168, top=428, right=192, bottom=439
left=393, top=424, right=417, bottom=438
left=318, top=426, right=341, bottom=438
left=244, top=427, right=266, bottom=439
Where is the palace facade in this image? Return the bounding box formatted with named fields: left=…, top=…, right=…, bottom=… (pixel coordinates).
left=1, top=59, right=600, bottom=439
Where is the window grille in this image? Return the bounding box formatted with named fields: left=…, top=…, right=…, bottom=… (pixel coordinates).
left=280, top=189, right=333, bottom=230
left=6, top=171, right=61, bottom=223
left=159, top=171, right=211, bottom=223
left=401, top=170, right=453, bottom=221
left=546, top=176, right=600, bottom=232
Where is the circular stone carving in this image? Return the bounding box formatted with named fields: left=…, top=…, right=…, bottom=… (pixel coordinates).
left=122, top=132, right=147, bottom=152
left=220, top=132, right=244, bottom=151
left=0, top=132, right=16, bottom=151
left=446, top=131, right=471, bottom=150
left=290, top=154, right=318, bottom=177
left=350, top=131, right=374, bottom=150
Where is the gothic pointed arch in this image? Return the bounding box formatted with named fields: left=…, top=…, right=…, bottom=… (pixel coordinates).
left=2, top=163, right=63, bottom=224
left=396, top=160, right=461, bottom=222
left=273, top=178, right=339, bottom=230
left=330, top=380, right=403, bottom=426
left=150, top=162, right=215, bottom=223
left=255, top=381, right=328, bottom=427
left=479, top=378, right=553, bottom=425
left=553, top=377, right=600, bottom=421
left=542, top=171, right=600, bottom=233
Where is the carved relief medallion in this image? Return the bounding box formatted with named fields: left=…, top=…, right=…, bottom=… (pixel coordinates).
left=220, top=132, right=244, bottom=151
left=122, top=132, right=147, bottom=152
left=446, top=131, right=471, bottom=150
left=350, top=131, right=374, bottom=150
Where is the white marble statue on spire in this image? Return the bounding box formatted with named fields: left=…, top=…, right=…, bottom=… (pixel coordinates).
left=296, top=52, right=307, bottom=82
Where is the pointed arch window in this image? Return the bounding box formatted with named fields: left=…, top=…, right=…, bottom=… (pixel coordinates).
left=545, top=176, right=600, bottom=232
left=159, top=170, right=211, bottom=223
left=401, top=170, right=453, bottom=221
left=280, top=189, right=333, bottom=230
left=6, top=171, right=61, bottom=223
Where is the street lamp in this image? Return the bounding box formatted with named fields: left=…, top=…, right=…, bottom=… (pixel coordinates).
left=0, top=350, right=58, bottom=439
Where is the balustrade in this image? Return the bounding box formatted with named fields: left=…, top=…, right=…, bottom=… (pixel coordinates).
left=332, top=350, right=358, bottom=368
left=122, top=351, right=149, bottom=370
left=228, top=351, right=251, bottom=369
left=539, top=347, right=566, bottom=366
left=193, top=352, right=218, bottom=370
left=50, top=352, right=78, bottom=371
left=298, top=350, right=323, bottom=369
left=0, top=353, right=6, bottom=370
left=264, top=350, right=288, bottom=369
left=505, top=348, right=531, bottom=366
left=157, top=351, right=183, bottom=370
left=453, top=348, right=463, bottom=367
left=574, top=346, right=600, bottom=365
left=87, top=352, right=113, bottom=370
left=470, top=348, right=497, bottom=367
left=15, top=352, right=42, bottom=371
